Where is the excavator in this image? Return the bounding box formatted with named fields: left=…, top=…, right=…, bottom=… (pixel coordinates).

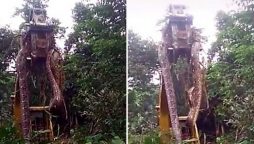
left=156, top=4, right=208, bottom=144
left=11, top=7, right=68, bottom=143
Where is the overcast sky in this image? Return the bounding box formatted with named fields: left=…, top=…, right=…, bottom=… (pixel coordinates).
left=0, top=0, right=234, bottom=49
left=127, top=0, right=234, bottom=83
left=127, top=0, right=233, bottom=48
left=0, top=0, right=82, bottom=48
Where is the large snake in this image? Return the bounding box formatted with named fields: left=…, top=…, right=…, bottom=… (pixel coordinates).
left=16, top=37, right=31, bottom=141
left=158, top=45, right=182, bottom=143
left=46, top=49, right=67, bottom=120
left=160, top=21, right=204, bottom=142
left=16, top=37, right=67, bottom=142
left=186, top=42, right=203, bottom=126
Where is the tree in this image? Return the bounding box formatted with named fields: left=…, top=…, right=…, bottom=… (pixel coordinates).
left=64, top=0, right=126, bottom=140
left=0, top=26, right=18, bottom=123
left=128, top=30, right=159, bottom=134
left=14, top=0, right=48, bottom=21
left=207, top=0, right=254, bottom=142
left=128, top=30, right=159, bottom=88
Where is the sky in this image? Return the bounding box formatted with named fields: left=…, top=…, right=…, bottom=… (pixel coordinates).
left=0, top=0, right=82, bottom=48
left=127, top=0, right=234, bottom=84
left=127, top=0, right=233, bottom=48
left=0, top=0, right=234, bottom=49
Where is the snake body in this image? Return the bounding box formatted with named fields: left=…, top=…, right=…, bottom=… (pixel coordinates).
left=15, top=35, right=67, bottom=141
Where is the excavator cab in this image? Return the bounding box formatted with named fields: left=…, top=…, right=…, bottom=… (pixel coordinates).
left=24, top=8, right=54, bottom=58
left=168, top=4, right=192, bottom=49
left=167, top=4, right=193, bottom=62
left=29, top=8, right=47, bottom=25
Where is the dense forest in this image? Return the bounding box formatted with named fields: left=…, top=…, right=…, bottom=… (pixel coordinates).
left=2, top=0, right=254, bottom=143
left=0, top=0, right=126, bottom=143
left=128, top=0, right=254, bottom=143
left=128, top=30, right=160, bottom=143
left=207, top=0, right=254, bottom=142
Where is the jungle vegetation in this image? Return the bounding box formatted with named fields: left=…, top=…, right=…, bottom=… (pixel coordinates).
left=128, top=0, right=254, bottom=143
left=0, top=0, right=126, bottom=143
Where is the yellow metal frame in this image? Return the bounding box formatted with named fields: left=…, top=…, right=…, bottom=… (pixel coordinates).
left=157, top=81, right=172, bottom=143
left=13, top=80, right=54, bottom=141
left=157, top=81, right=200, bottom=144
left=13, top=78, right=22, bottom=137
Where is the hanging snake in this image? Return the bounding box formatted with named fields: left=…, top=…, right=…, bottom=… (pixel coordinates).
left=186, top=41, right=203, bottom=126
left=160, top=21, right=204, bottom=142
left=15, top=31, right=67, bottom=141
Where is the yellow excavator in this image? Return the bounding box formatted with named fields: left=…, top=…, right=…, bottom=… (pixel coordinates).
left=11, top=7, right=67, bottom=143
left=156, top=4, right=208, bottom=144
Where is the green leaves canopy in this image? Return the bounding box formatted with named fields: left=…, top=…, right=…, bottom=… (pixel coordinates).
left=128, top=30, right=159, bottom=134
left=64, top=0, right=126, bottom=139
left=207, top=0, right=254, bottom=142
left=0, top=26, right=18, bottom=123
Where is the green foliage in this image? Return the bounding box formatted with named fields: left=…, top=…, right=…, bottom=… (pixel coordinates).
left=14, top=0, right=66, bottom=36
left=69, top=127, right=124, bottom=144
left=0, top=26, right=18, bottom=123
left=1, top=0, right=125, bottom=142
left=0, top=27, right=18, bottom=70
left=128, top=30, right=158, bottom=88
left=128, top=86, right=158, bottom=134
left=111, top=136, right=125, bottom=144
left=0, top=122, right=24, bottom=144
left=64, top=0, right=126, bottom=140
left=14, top=0, right=48, bottom=22
left=207, top=0, right=254, bottom=142
left=128, top=130, right=160, bottom=144
left=128, top=31, right=159, bottom=134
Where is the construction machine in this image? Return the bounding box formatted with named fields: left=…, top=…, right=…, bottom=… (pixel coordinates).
left=12, top=7, right=68, bottom=143
left=156, top=4, right=208, bottom=144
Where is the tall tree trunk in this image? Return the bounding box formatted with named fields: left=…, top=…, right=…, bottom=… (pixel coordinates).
left=158, top=46, right=182, bottom=143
